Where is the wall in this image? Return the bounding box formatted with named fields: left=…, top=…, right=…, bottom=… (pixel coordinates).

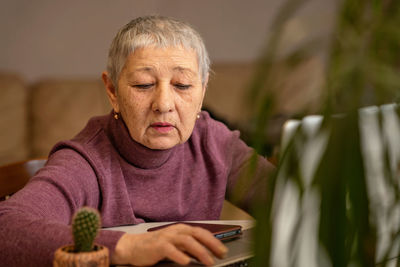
left=0, top=0, right=278, bottom=82
left=0, top=0, right=335, bottom=82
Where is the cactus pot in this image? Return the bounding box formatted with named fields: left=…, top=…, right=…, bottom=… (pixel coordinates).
left=53, top=244, right=109, bottom=267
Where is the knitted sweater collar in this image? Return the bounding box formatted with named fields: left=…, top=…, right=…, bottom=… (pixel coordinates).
left=108, top=113, right=176, bottom=169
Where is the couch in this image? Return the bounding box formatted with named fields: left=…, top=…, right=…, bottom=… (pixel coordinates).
left=0, top=59, right=323, bottom=166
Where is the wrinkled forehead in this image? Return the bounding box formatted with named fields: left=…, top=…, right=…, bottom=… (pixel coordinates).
left=122, top=46, right=201, bottom=78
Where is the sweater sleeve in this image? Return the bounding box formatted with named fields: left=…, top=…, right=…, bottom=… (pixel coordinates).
left=225, top=133, right=275, bottom=212
left=0, top=149, right=124, bottom=266
left=201, top=112, right=275, bottom=213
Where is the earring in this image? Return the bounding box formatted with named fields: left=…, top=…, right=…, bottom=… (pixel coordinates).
left=114, top=111, right=119, bottom=120
left=196, top=113, right=201, bottom=119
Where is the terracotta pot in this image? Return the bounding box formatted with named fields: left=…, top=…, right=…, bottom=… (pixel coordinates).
left=53, top=244, right=109, bottom=267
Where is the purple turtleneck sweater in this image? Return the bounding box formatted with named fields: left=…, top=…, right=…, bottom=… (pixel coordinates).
left=0, top=111, right=272, bottom=266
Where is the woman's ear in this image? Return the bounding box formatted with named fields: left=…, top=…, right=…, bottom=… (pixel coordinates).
left=102, top=71, right=120, bottom=113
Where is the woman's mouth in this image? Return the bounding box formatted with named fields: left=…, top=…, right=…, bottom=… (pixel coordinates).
left=150, top=122, right=174, bottom=133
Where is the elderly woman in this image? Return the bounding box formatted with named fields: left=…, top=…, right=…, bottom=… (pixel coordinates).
left=0, top=16, right=273, bottom=266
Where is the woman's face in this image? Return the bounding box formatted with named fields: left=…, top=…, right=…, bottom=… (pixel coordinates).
left=104, top=46, right=207, bottom=150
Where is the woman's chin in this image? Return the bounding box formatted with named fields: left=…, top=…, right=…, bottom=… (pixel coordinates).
left=144, top=138, right=180, bottom=150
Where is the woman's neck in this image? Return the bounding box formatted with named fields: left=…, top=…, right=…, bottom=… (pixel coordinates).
left=107, top=113, right=177, bottom=169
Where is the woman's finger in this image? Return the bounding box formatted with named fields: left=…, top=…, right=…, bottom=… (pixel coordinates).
left=174, top=234, right=215, bottom=265
left=161, top=242, right=192, bottom=266
left=164, top=224, right=228, bottom=258
left=190, top=226, right=228, bottom=258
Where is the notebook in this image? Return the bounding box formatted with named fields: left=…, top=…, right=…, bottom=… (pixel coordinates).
left=147, top=222, right=243, bottom=241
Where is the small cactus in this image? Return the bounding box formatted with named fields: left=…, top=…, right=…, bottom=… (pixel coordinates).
left=72, top=207, right=101, bottom=252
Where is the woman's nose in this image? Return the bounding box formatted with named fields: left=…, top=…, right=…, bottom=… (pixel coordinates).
left=151, top=84, right=174, bottom=113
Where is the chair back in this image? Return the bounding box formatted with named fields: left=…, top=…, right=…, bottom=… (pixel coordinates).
left=0, top=158, right=46, bottom=200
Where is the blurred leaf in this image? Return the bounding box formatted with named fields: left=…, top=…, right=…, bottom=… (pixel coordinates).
left=247, top=0, right=400, bottom=266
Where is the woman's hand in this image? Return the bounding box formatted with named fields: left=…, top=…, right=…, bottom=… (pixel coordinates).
left=111, top=223, right=228, bottom=266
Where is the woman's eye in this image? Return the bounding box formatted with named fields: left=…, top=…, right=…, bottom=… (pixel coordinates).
left=134, top=84, right=154, bottom=89
left=174, top=84, right=191, bottom=90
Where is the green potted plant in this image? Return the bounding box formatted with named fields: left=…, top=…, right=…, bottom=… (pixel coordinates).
left=53, top=207, right=109, bottom=267
left=241, top=0, right=400, bottom=266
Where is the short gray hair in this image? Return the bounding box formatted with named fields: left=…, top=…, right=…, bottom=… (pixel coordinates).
left=106, top=15, right=210, bottom=88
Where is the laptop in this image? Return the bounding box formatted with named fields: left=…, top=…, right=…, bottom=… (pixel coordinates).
left=105, top=221, right=254, bottom=266
left=155, top=229, right=253, bottom=267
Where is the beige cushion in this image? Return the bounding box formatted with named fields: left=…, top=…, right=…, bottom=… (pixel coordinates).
left=205, top=60, right=323, bottom=126
left=205, top=63, right=256, bottom=125
left=30, top=79, right=111, bottom=157
left=0, top=74, right=28, bottom=165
